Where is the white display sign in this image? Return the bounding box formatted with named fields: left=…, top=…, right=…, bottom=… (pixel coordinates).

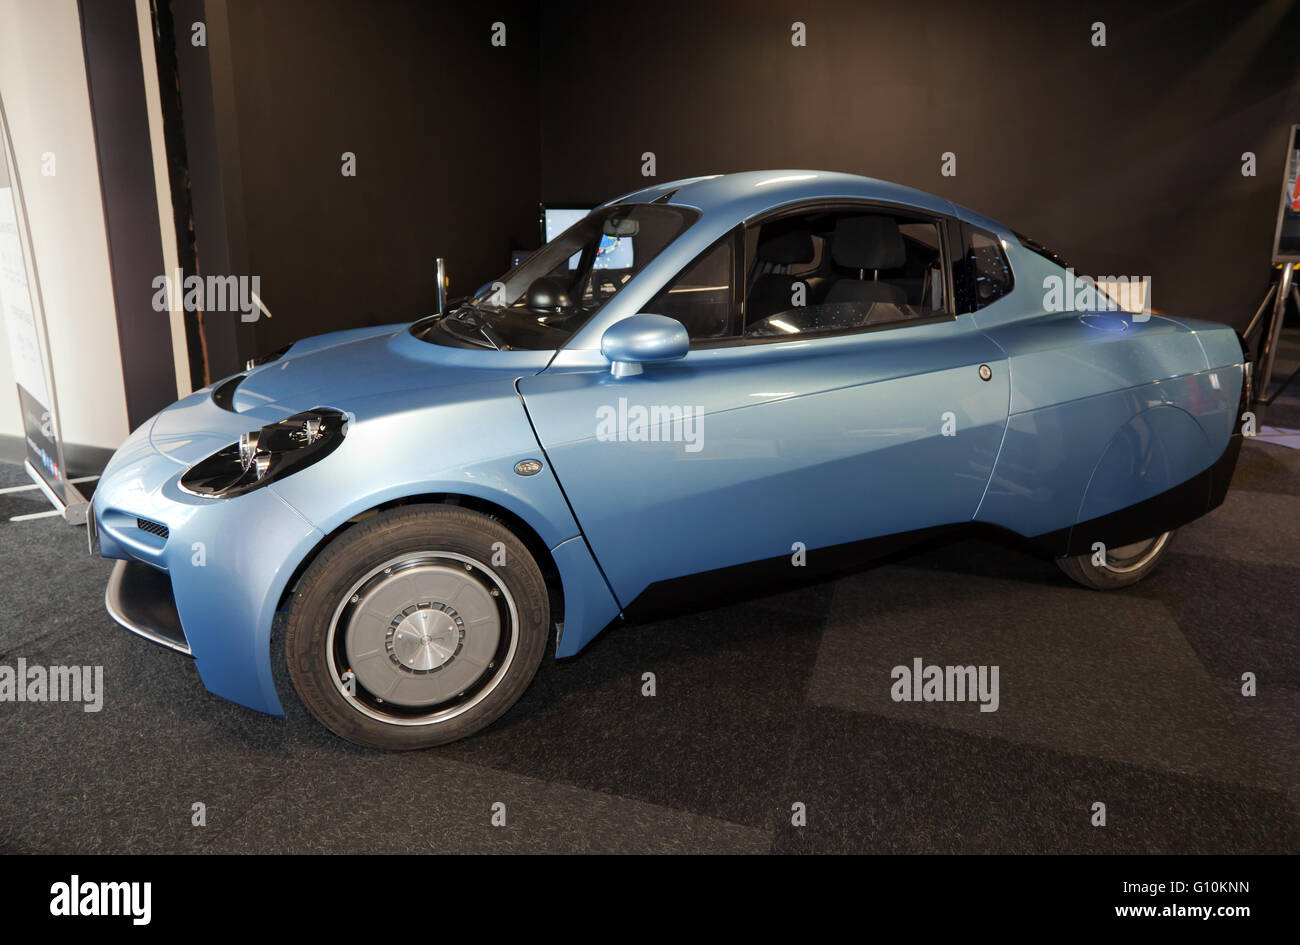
left=0, top=189, right=51, bottom=407
left=0, top=93, right=85, bottom=519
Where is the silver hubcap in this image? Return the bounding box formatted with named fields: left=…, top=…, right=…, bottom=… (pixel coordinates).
left=327, top=552, right=517, bottom=726
left=1100, top=531, right=1171, bottom=574
left=389, top=602, right=464, bottom=673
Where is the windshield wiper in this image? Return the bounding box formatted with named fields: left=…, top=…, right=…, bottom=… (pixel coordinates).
left=436, top=313, right=496, bottom=349
left=474, top=321, right=503, bottom=350
left=442, top=310, right=507, bottom=350
left=461, top=301, right=505, bottom=315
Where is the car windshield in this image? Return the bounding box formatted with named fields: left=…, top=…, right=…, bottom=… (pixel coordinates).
left=411, top=203, right=699, bottom=350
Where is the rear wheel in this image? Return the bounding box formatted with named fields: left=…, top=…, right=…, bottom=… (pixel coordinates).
left=1055, top=530, right=1173, bottom=590
left=285, top=505, right=549, bottom=749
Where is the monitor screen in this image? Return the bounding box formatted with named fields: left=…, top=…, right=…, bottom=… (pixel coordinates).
left=543, top=207, right=633, bottom=270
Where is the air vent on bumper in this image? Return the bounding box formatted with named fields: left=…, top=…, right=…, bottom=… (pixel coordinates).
left=105, top=561, right=191, bottom=655
left=136, top=517, right=169, bottom=539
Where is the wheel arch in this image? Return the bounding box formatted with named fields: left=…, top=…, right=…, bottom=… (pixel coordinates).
left=275, top=492, right=566, bottom=633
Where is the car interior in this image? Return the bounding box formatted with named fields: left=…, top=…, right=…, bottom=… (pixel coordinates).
left=639, top=206, right=956, bottom=343
left=743, top=210, right=946, bottom=336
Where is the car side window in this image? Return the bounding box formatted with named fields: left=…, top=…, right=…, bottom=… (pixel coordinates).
left=645, top=235, right=738, bottom=340
left=741, top=209, right=948, bottom=340
left=953, top=225, right=1014, bottom=313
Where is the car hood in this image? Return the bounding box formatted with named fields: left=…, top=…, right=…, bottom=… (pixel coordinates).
left=230, top=324, right=540, bottom=410
left=147, top=323, right=555, bottom=465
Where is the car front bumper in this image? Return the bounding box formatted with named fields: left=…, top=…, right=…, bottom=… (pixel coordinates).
left=92, top=398, right=325, bottom=717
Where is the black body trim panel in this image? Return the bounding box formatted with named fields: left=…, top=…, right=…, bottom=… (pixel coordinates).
left=621, top=523, right=964, bottom=624
left=104, top=560, right=192, bottom=656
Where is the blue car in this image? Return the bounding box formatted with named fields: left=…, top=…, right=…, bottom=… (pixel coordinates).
left=91, top=171, right=1249, bottom=748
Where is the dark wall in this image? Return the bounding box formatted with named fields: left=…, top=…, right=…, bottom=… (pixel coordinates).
left=171, top=0, right=1300, bottom=361
left=176, top=0, right=540, bottom=373
left=540, top=0, right=1300, bottom=328
left=78, top=0, right=177, bottom=425
left=172, top=0, right=246, bottom=381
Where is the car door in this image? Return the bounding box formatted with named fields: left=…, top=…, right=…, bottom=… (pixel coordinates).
left=517, top=206, right=1011, bottom=611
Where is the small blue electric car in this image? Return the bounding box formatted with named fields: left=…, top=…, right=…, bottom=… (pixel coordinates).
left=91, top=171, right=1249, bottom=748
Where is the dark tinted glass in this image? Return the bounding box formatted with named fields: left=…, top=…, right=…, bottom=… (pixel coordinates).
left=411, top=204, right=697, bottom=350
left=953, top=226, right=1013, bottom=313
left=646, top=236, right=736, bottom=340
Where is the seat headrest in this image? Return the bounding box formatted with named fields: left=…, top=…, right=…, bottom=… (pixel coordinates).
left=756, top=230, right=815, bottom=264
left=831, top=215, right=905, bottom=270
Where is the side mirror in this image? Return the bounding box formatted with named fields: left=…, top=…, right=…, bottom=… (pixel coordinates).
left=600, top=314, right=689, bottom=377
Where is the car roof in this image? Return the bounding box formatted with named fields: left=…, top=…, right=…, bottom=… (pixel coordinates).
left=606, top=170, right=962, bottom=224
left=565, top=170, right=1031, bottom=348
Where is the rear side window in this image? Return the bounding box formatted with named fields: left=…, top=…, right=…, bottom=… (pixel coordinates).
left=954, top=226, right=1013, bottom=313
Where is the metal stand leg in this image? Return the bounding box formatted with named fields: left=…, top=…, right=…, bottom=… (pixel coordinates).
left=1257, top=265, right=1295, bottom=401
left=1245, top=285, right=1277, bottom=342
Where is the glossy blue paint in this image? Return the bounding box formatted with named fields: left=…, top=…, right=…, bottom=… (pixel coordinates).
left=1077, top=405, right=1213, bottom=523
left=93, top=328, right=625, bottom=714
left=973, top=370, right=1237, bottom=537
left=91, top=170, right=1247, bottom=720
left=599, top=313, right=690, bottom=369
left=519, top=316, right=1010, bottom=605
left=550, top=535, right=624, bottom=657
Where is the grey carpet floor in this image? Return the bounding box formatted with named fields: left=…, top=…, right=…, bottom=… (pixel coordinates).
left=0, top=432, right=1296, bottom=853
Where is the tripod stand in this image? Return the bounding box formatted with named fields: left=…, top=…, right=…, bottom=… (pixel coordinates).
left=1246, top=262, right=1300, bottom=405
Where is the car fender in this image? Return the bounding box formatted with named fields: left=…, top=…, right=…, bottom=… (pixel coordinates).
left=266, top=390, right=623, bottom=662
left=1074, top=403, right=1215, bottom=526
left=271, top=468, right=622, bottom=666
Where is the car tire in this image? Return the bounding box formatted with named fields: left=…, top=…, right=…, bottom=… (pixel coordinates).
left=285, top=504, right=549, bottom=750
left=1055, top=530, right=1173, bottom=590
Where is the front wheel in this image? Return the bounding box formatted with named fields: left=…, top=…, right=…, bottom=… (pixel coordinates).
left=285, top=505, right=549, bottom=749
left=1055, top=530, right=1174, bottom=590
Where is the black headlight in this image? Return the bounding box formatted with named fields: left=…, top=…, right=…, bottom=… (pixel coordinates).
left=180, top=408, right=348, bottom=498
